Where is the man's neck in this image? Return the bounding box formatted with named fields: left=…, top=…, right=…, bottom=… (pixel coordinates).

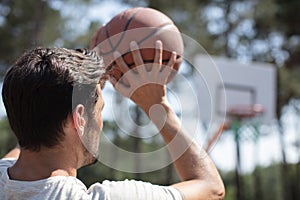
left=8, top=146, right=79, bottom=181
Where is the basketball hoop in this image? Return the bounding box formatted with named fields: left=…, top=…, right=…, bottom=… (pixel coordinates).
left=228, top=104, right=265, bottom=120
left=225, top=104, right=265, bottom=142
left=227, top=104, right=265, bottom=142
left=205, top=104, right=265, bottom=151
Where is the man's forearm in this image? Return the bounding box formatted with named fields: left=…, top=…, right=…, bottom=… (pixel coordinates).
left=149, top=102, right=215, bottom=180
left=148, top=102, right=225, bottom=199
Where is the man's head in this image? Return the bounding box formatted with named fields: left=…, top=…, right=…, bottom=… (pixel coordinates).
left=2, top=47, right=106, bottom=154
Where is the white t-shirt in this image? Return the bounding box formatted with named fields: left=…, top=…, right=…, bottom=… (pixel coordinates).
left=0, top=159, right=183, bottom=200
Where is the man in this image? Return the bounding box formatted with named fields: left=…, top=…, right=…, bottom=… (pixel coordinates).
left=0, top=41, right=225, bottom=199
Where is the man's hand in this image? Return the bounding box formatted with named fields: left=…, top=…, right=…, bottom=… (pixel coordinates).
left=109, top=40, right=177, bottom=113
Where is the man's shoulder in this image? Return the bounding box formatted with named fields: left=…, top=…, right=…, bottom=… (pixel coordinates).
left=0, top=172, right=94, bottom=199
left=0, top=158, right=16, bottom=167
left=0, top=158, right=16, bottom=176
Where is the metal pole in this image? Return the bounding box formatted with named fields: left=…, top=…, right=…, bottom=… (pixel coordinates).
left=232, top=119, right=242, bottom=200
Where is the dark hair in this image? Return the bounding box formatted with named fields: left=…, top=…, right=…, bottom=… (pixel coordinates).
left=2, top=47, right=106, bottom=151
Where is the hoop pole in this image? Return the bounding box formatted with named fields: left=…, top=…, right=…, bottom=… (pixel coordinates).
left=231, top=118, right=243, bottom=200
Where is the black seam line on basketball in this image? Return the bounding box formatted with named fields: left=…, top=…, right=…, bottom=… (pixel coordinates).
left=101, top=22, right=174, bottom=56
left=105, top=25, right=114, bottom=50
left=100, top=26, right=159, bottom=56
left=106, top=55, right=181, bottom=71
left=103, top=8, right=143, bottom=53
left=136, top=22, right=173, bottom=46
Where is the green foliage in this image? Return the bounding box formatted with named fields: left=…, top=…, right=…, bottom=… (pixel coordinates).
left=221, top=162, right=300, bottom=200
left=254, top=0, right=279, bottom=36
left=276, top=0, right=300, bottom=36
left=278, top=67, right=300, bottom=111
left=0, top=0, right=101, bottom=75
left=0, top=0, right=64, bottom=74
left=78, top=161, right=179, bottom=187
left=0, top=118, right=17, bottom=158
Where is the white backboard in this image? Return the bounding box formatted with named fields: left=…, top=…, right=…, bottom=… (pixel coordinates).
left=192, top=55, right=277, bottom=124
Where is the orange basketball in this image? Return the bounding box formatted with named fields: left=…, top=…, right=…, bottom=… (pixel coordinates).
left=90, top=7, right=184, bottom=83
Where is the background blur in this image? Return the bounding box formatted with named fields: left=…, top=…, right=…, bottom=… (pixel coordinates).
left=0, top=0, right=299, bottom=199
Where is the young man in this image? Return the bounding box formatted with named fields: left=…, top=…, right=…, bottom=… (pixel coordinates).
left=0, top=41, right=225, bottom=199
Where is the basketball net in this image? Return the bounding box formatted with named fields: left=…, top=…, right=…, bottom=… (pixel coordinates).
left=205, top=104, right=265, bottom=151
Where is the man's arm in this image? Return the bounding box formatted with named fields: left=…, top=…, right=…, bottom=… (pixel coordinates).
left=111, top=40, right=225, bottom=200
left=2, top=144, right=20, bottom=159
left=152, top=102, right=225, bottom=200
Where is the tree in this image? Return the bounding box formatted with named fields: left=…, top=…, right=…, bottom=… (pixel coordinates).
left=0, top=0, right=65, bottom=75
left=0, top=118, right=17, bottom=158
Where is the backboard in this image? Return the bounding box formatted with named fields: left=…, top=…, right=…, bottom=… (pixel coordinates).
left=192, top=55, right=277, bottom=125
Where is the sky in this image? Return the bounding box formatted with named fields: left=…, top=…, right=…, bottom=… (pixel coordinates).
left=0, top=0, right=299, bottom=174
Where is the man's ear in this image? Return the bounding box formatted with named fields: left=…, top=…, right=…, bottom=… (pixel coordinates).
left=73, top=104, right=86, bottom=136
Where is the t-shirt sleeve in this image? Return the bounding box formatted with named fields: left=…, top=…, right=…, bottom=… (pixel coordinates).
left=0, top=158, right=16, bottom=168
left=101, top=179, right=183, bottom=200
left=0, top=158, right=16, bottom=178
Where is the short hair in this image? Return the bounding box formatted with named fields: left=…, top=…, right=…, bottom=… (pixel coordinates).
left=2, top=47, right=106, bottom=151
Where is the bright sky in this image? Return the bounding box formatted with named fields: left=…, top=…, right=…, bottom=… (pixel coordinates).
left=0, top=0, right=298, bottom=174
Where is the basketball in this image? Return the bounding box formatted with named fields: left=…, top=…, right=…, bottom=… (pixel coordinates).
left=90, top=7, right=184, bottom=83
